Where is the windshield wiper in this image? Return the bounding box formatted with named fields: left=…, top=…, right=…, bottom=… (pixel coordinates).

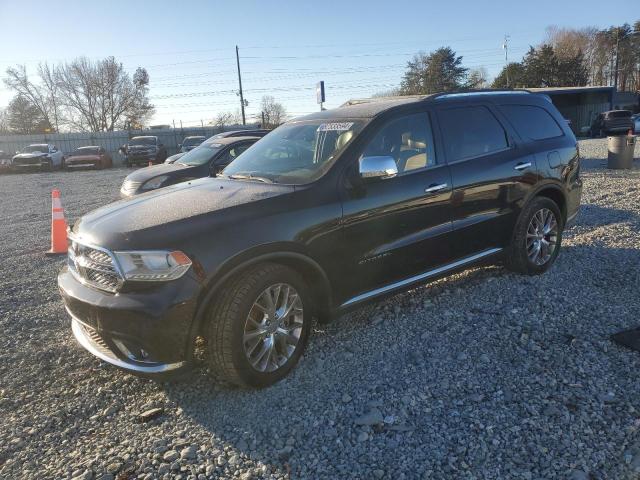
left=228, top=173, right=275, bottom=184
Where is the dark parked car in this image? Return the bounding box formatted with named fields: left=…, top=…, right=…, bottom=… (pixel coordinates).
left=58, top=90, right=582, bottom=388
left=64, top=146, right=113, bottom=170
left=124, top=136, right=167, bottom=166
left=589, top=110, right=633, bottom=137
left=120, top=136, right=259, bottom=197
left=178, top=136, right=206, bottom=153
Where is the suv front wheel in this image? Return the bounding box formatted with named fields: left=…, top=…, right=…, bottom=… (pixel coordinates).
left=205, top=263, right=312, bottom=388
left=505, top=197, right=563, bottom=275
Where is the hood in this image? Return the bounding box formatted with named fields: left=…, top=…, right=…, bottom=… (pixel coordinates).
left=73, top=177, right=295, bottom=248
left=125, top=162, right=194, bottom=183
left=14, top=152, right=47, bottom=159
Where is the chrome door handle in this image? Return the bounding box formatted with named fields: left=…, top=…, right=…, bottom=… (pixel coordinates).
left=514, top=162, right=532, bottom=171
left=424, top=183, right=448, bottom=193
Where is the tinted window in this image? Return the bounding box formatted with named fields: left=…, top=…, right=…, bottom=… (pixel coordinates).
left=216, top=142, right=253, bottom=165
left=362, top=112, right=437, bottom=174
left=501, top=105, right=563, bottom=141
left=177, top=143, right=224, bottom=166
left=438, top=106, right=508, bottom=161
left=130, top=137, right=157, bottom=146
left=606, top=110, right=631, bottom=119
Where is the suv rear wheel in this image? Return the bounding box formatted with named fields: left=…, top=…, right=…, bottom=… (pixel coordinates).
left=505, top=197, right=563, bottom=275
left=205, top=263, right=311, bottom=387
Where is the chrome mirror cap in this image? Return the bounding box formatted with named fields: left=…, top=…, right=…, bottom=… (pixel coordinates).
left=359, top=156, right=398, bottom=180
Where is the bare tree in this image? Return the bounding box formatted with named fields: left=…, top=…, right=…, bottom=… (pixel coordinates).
left=260, top=96, right=287, bottom=128
left=0, top=107, right=9, bottom=133
left=54, top=57, right=154, bottom=131
left=4, top=57, right=154, bottom=132
left=213, top=111, right=234, bottom=130
left=4, top=65, right=59, bottom=132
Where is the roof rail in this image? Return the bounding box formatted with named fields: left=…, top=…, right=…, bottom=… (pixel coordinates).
left=340, top=94, right=430, bottom=107
left=432, top=88, right=532, bottom=100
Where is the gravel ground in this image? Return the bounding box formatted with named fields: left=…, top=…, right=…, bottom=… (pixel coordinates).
left=1, top=139, right=640, bottom=480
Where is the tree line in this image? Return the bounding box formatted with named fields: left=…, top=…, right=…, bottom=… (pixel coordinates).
left=393, top=19, right=640, bottom=96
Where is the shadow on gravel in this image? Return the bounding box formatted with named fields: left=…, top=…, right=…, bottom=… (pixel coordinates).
left=573, top=204, right=640, bottom=229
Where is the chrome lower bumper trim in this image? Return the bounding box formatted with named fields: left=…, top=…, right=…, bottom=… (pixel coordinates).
left=69, top=311, right=187, bottom=374
left=341, top=248, right=502, bottom=308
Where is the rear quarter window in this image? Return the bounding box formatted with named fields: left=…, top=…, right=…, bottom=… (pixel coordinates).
left=500, top=104, right=563, bottom=141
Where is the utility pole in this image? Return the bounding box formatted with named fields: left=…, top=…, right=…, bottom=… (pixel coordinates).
left=502, top=35, right=510, bottom=88
left=236, top=45, right=246, bottom=125
left=261, top=111, right=265, bottom=128
left=613, top=28, right=620, bottom=91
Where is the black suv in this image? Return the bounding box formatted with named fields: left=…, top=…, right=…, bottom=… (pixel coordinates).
left=58, top=91, right=582, bottom=387
left=589, top=110, right=633, bottom=137
left=124, top=136, right=168, bottom=166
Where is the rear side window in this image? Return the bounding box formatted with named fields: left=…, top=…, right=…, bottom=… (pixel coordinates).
left=501, top=105, right=563, bottom=141
left=438, top=106, right=508, bottom=162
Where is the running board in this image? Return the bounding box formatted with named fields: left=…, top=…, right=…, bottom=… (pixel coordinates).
left=340, top=248, right=502, bottom=308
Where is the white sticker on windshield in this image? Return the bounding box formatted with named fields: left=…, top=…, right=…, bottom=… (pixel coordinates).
left=317, top=122, right=354, bottom=132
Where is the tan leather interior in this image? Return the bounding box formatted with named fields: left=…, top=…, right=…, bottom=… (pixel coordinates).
left=335, top=131, right=354, bottom=150
left=404, top=153, right=427, bottom=171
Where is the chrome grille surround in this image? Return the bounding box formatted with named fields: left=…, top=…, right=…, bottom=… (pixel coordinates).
left=68, top=235, right=123, bottom=293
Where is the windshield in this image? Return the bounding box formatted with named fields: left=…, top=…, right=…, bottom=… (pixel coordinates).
left=71, top=147, right=100, bottom=156
left=183, top=137, right=205, bottom=147
left=606, top=111, right=631, bottom=118
left=222, top=120, right=363, bottom=184
left=24, top=145, right=48, bottom=153
left=177, top=142, right=224, bottom=166
left=130, top=137, right=156, bottom=146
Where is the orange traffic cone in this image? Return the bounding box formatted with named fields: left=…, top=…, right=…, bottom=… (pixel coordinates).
left=46, top=189, right=68, bottom=255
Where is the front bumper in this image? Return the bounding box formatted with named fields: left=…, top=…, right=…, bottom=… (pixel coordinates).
left=66, top=161, right=99, bottom=169
left=59, top=266, right=201, bottom=373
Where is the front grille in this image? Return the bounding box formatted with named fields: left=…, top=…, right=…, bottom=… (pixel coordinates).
left=121, top=180, right=142, bottom=195
left=68, top=240, right=122, bottom=293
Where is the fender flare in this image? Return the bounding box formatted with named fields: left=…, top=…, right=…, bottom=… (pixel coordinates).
left=186, top=250, right=332, bottom=357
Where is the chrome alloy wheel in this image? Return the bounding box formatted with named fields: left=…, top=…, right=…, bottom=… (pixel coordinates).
left=526, top=208, right=558, bottom=266
left=243, top=283, right=304, bottom=372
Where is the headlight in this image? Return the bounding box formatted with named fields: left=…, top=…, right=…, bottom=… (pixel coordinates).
left=141, top=175, right=169, bottom=191
left=114, top=250, right=192, bottom=281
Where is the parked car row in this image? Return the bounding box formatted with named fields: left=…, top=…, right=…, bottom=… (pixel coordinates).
left=0, top=130, right=271, bottom=173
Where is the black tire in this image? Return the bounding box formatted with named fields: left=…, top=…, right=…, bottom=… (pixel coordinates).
left=504, top=197, right=563, bottom=275
left=205, top=263, right=312, bottom=388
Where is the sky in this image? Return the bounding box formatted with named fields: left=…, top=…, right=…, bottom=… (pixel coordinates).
left=0, top=0, right=635, bottom=127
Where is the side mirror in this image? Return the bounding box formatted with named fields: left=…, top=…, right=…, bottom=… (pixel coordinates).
left=359, top=156, right=398, bottom=180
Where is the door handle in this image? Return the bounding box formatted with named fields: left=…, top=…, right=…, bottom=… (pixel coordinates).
left=514, top=162, right=532, bottom=171
left=424, top=183, right=448, bottom=194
